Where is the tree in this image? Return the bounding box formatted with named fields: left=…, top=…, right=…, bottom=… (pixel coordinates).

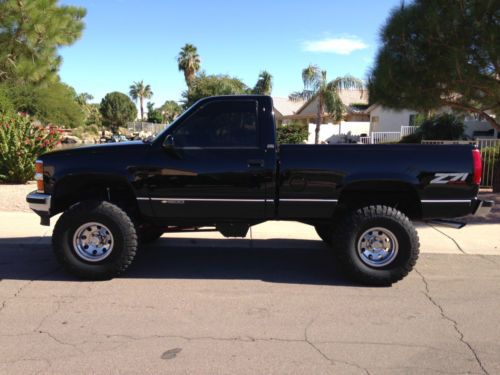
left=400, top=114, right=465, bottom=143
left=177, top=44, right=201, bottom=88
left=74, top=93, right=102, bottom=126
left=6, top=82, right=85, bottom=127
left=0, top=85, right=14, bottom=114
left=84, top=103, right=102, bottom=126
left=0, top=0, right=86, bottom=84
left=159, top=100, right=182, bottom=123
left=182, top=73, right=250, bottom=107
left=129, top=80, right=153, bottom=121
left=369, top=0, right=500, bottom=131
left=276, top=121, right=309, bottom=144
left=253, top=70, right=273, bottom=95
left=146, top=102, right=163, bottom=124
left=76, top=93, right=93, bottom=106
left=290, top=65, right=364, bottom=144
left=99, top=92, right=137, bottom=132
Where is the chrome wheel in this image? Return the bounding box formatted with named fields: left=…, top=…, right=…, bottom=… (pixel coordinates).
left=357, top=227, right=399, bottom=267
left=72, top=222, right=114, bottom=262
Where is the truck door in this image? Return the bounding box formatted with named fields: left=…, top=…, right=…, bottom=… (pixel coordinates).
left=147, top=99, right=273, bottom=219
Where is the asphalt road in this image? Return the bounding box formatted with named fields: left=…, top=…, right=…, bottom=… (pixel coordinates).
left=1, top=236, right=500, bottom=374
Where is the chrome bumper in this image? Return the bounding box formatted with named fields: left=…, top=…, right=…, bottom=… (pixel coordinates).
left=472, top=199, right=494, bottom=217
left=26, top=191, right=51, bottom=225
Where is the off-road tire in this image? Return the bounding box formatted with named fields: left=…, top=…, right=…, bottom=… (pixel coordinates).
left=53, top=200, right=138, bottom=280
left=331, top=205, right=419, bottom=286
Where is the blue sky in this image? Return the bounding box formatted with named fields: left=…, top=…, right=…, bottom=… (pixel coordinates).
left=59, top=0, right=401, bottom=107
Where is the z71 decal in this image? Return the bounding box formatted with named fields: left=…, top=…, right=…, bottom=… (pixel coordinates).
left=430, top=173, right=469, bottom=184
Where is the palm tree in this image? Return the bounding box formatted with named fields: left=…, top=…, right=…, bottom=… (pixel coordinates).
left=177, top=44, right=201, bottom=88
left=129, top=80, right=153, bottom=121
left=253, top=70, right=273, bottom=95
left=159, top=100, right=182, bottom=123
left=75, top=92, right=93, bottom=106
left=290, top=65, right=364, bottom=144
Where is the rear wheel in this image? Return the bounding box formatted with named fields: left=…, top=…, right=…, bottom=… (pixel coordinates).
left=331, top=205, right=419, bottom=286
left=53, top=200, right=138, bottom=280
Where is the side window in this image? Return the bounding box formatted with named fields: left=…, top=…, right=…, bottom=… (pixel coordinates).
left=173, top=101, right=258, bottom=148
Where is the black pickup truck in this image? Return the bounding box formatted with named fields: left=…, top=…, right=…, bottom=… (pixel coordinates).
left=27, top=95, right=493, bottom=285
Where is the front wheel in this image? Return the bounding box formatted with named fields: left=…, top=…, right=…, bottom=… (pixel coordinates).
left=52, top=200, right=138, bottom=280
left=331, top=205, right=419, bottom=286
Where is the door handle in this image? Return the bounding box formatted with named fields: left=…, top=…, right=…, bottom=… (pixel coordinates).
left=247, top=159, right=264, bottom=168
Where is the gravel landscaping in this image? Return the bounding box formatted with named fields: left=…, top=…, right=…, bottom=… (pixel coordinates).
left=0, top=182, right=37, bottom=212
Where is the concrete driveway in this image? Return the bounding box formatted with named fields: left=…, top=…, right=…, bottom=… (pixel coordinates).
left=1, top=212, right=500, bottom=374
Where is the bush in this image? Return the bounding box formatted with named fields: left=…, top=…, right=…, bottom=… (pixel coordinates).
left=99, top=92, right=137, bottom=131
left=399, top=132, right=423, bottom=143
left=182, top=73, right=250, bottom=107
left=7, top=82, right=85, bottom=128
left=0, top=86, right=14, bottom=115
left=277, top=122, right=309, bottom=144
left=400, top=114, right=465, bottom=143
left=0, top=114, right=62, bottom=183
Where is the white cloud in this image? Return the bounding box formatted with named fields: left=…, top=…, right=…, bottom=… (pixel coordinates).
left=302, top=37, right=368, bottom=55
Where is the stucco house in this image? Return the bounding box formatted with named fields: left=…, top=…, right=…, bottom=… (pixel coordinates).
left=282, top=89, right=369, bottom=124
left=367, top=104, right=498, bottom=139
left=272, top=97, right=306, bottom=125
left=273, top=90, right=371, bottom=143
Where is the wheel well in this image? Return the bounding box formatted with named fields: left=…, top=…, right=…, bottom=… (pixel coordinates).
left=337, top=183, right=422, bottom=219
left=52, top=177, right=139, bottom=219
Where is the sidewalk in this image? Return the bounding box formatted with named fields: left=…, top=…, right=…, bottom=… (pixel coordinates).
left=1, top=211, right=498, bottom=255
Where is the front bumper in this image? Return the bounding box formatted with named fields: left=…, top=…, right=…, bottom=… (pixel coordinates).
left=472, top=198, right=494, bottom=217
left=26, top=191, right=51, bottom=225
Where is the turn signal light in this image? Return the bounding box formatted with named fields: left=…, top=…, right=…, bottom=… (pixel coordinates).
left=472, top=149, right=482, bottom=185
left=35, top=160, right=44, bottom=192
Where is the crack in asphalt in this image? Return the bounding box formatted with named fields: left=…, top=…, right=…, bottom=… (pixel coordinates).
left=415, top=268, right=489, bottom=375
left=474, top=254, right=500, bottom=267
left=0, top=357, right=52, bottom=372
left=303, top=317, right=371, bottom=375
left=313, top=339, right=465, bottom=355
left=2, top=328, right=373, bottom=374
left=427, top=224, right=467, bottom=254
left=0, top=267, right=61, bottom=315
left=379, top=365, right=483, bottom=375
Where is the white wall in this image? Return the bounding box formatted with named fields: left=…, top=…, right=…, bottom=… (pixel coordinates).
left=307, top=122, right=370, bottom=144
left=463, top=120, right=497, bottom=137
left=370, top=106, right=417, bottom=132
left=370, top=105, right=498, bottom=138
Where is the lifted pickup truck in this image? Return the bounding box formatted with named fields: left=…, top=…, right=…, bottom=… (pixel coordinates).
left=27, top=95, right=493, bottom=285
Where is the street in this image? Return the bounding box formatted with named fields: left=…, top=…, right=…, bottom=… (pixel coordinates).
left=1, top=216, right=500, bottom=374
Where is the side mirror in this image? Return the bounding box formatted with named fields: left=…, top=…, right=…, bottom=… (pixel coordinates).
left=162, top=134, right=181, bottom=158
left=162, top=134, right=175, bottom=149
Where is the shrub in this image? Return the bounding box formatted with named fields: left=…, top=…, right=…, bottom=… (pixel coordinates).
left=399, top=132, right=423, bottom=143
left=7, top=82, right=85, bottom=128
left=0, top=114, right=62, bottom=183
left=0, top=86, right=14, bottom=115
left=400, top=114, right=465, bottom=143
left=99, top=92, right=137, bottom=132
left=277, top=122, right=309, bottom=144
